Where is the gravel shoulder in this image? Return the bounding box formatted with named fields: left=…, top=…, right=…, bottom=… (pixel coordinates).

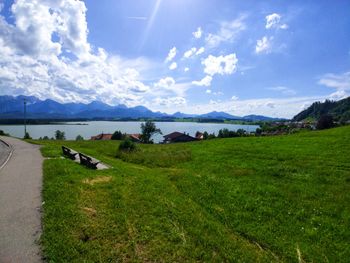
left=0, top=137, right=43, bottom=262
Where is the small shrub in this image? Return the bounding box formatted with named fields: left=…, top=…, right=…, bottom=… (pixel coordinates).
left=118, top=139, right=137, bottom=152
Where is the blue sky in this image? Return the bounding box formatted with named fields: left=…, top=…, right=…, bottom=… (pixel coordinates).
left=0, top=0, right=349, bottom=118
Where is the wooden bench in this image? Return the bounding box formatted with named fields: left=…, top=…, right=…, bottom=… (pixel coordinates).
left=62, top=146, right=78, bottom=160
left=79, top=153, right=100, bottom=169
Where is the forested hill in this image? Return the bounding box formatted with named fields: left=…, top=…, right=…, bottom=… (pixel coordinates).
left=292, top=97, right=350, bottom=122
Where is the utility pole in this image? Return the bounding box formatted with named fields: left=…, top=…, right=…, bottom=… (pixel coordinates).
left=24, top=98, right=27, bottom=137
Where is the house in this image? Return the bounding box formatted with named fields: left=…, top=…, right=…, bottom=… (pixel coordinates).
left=163, top=132, right=197, bottom=143
left=127, top=134, right=141, bottom=142
left=90, top=133, right=113, bottom=140
left=195, top=131, right=204, bottom=140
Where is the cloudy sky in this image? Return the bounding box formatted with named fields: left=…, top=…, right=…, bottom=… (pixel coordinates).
left=0, top=0, right=349, bottom=118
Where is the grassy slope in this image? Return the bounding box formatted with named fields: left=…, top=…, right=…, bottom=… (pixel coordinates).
left=36, top=126, right=350, bottom=262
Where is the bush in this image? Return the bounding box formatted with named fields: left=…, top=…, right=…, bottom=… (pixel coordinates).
left=118, top=139, right=137, bottom=152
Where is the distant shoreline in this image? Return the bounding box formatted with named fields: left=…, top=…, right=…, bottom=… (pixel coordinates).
left=0, top=118, right=266, bottom=126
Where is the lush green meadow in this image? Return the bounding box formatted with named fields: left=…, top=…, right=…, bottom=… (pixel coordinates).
left=35, top=126, right=350, bottom=262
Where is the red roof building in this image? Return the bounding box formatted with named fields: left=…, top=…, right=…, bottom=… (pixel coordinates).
left=127, top=134, right=141, bottom=142
left=90, top=133, right=113, bottom=140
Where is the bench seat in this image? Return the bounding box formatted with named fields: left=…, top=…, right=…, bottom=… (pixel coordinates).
left=62, top=146, right=78, bottom=160
left=78, top=153, right=100, bottom=169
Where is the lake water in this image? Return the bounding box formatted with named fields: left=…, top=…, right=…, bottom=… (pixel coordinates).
left=0, top=121, right=259, bottom=143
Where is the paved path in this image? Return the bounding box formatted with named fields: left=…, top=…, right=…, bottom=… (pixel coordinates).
left=0, top=137, right=43, bottom=263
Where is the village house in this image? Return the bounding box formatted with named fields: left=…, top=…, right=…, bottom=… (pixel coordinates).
left=195, top=131, right=204, bottom=140
left=90, top=133, right=141, bottom=142
left=163, top=132, right=197, bottom=143
left=128, top=134, right=141, bottom=142
left=90, top=133, right=113, bottom=140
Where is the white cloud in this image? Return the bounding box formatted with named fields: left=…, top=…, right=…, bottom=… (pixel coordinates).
left=268, top=86, right=296, bottom=96
left=196, top=47, right=205, bottom=55
left=193, top=27, right=202, bottom=39
left=0, top=0, right=154, bottom=107
left=328, top=90, right=349, bottom=100
left=266, top=13, right=288, bottom=30
left=169, top=62, right=177, bottom=70
left=192, top=75, right=213, bottom=87
left=183, top=47, right=197, bottom=58
left=184, top=67, right=190, bottom=72
left=165, top=47, right=177, bottom=62
left=255, top=36, right=273, bottom=54
left=152, top=77, right=193, bottom=98
left=318, top=71, right=350, bottom=100
left=183, top=47, right=205, bottom=58
left=205, top=15, right=246, bottom=48
left=153, top=96, right=186, bottom=107
left=280, top=24, right=288, bottom=29
left=206, top=89, right=212, bottom=94
left=154, top=77, right=176, bottom=89
left=231, top=96, right=238, bottom=100
left=152, top=79, right=194, bottom=98
left=202, top=54, right=238, bottom=76
left=318, top=71, right=350, bottom=90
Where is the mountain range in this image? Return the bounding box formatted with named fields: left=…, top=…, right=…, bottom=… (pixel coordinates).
left=0, top=95, right=283, bottom=121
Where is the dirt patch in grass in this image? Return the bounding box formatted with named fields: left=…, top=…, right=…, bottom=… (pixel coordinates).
left=83, top=176, right=112, bottom=185
left=82, top=207, right=97, bottom=217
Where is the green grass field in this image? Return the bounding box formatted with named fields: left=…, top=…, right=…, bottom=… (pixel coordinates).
left=35, top=126, right=350, bottom=262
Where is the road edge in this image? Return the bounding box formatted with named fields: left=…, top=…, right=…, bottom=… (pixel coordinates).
left=0, top=137, right=14, bottom=171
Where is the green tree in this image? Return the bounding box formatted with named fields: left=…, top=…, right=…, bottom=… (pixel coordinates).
left=203, top=131, right=209, bottom=140
left=111, top=130, right=124, bottom=140
left=208, top=133, right=216, bottom=139
left=43, top=136, right=50, bottom=140
left=75, top=135, right=84, bottom=141
left=55, top=130, right=66, bottom=140
left=140, top=120, right=162, bottom=144
left=255, top=128, right=262, bottom=136
left=236, top=129, right=246, bottom=137
left=218, top=129, right=224, bottom=138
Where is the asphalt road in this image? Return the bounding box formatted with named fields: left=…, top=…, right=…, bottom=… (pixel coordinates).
left=0, top=137, right=43, bottom=262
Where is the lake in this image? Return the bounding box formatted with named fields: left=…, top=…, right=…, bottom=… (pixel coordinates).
left=0, top=121, right=259, bottom=143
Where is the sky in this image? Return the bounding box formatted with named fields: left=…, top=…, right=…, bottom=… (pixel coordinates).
left=0, top=0, right=349, bottom=118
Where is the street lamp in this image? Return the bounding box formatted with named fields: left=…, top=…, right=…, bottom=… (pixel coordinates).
left=24, top=98, right=27, bottom=137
